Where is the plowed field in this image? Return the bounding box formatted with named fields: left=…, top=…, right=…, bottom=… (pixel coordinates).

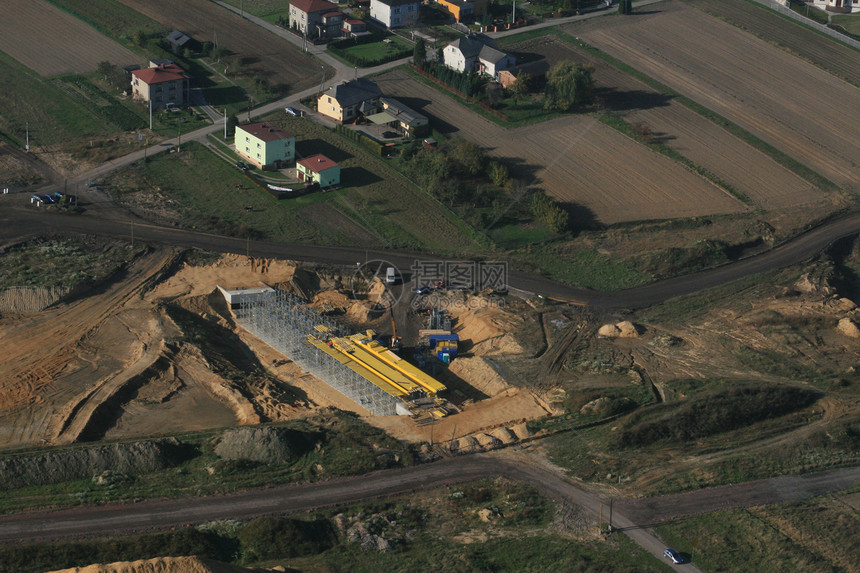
left=0, top=0, right=138, bottom=76
left=567, top=1, right=860, bottom=192
left=375, top=70, right=745, bottom=224
left=118, top=0, right=321, bottom=93
left=508, top=34, right=817, bottom=211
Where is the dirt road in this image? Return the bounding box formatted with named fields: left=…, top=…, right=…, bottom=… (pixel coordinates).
left=3, top=204, right=860, bottom=310
left=0, top=452, right=856, bottom=571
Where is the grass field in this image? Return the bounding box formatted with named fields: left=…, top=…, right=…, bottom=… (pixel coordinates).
left=105, top=116, right=481, bottom=252
left=220, top=0, right=286, bottom=24
left=0, top=51, right=120, bottom=149
left=831, top=13, right=860, bottom=36
left=655, top=490, right=860, bottom=572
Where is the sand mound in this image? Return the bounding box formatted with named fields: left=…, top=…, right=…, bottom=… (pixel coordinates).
left=148, top=254, right=297, bottom=301
left=836, top=317, right=860, bottom=339
left=47, top=555, right=259, bottom=573
left=598, top=324, right=620, bottom=337
left=447, top=356, right=510, bottom=397
left=490, top=427, right=517, bottom=444
left=214, top=426, right=316, bottom=464
left=598, top=322, right=640, bottom=338
left=510, top=422, right=532, bottom=440
left=312, top=290, right=351, bottom=309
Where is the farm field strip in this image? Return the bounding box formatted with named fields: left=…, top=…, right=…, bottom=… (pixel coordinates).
left=0, top=0, right=138, bottom=76
left=567, top=1, right=860, bottom=192
left=683, top=0, right=860, bottom=89
left=374, top=70, right=746, bottom=225
left=509, top=35, right=816, bottom=211
left=117, top=0, right=323, bottom=95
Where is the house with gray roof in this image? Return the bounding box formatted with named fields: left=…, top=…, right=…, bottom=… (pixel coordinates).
left=442, top=35, right=515, bottom=79
left=316, top=78, right=383, bottom=123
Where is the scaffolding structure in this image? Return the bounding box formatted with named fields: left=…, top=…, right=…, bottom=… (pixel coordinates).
left=236, top=289, right=401, bottom=416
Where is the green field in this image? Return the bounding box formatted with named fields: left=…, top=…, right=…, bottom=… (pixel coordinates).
left=45, top=0, right=166, bottom=51
left=332, top=37, right=413, bottom=67
left=831, top=13, right=860, bottom=36
left=655, top=490, right=860, bottom=572
left=220, top=0, right=286, bottom=24
left=0, top=51, right=122, bottom=149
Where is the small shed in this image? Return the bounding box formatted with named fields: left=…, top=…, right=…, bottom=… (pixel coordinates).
left=166, top=30, right=200, bottom=52
left=297, top=154, right=341, bottom=188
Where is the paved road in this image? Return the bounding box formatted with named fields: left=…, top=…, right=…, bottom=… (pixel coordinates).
left=0, top=452, right=856, bottom=571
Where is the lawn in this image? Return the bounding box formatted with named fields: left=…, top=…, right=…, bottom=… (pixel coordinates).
left=219, top=0, right=286, bottom=24
left=829, top=13, right=860, bottom=36
left=333, top=36, right=413, bottom=67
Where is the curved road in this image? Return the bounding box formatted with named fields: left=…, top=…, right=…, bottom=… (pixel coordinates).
left=2, top=205, right=860, bottom=309
left=0, top=451, right=857, bottom=573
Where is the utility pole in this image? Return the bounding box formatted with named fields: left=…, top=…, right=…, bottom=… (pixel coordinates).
left=224, top=108, right=227, bottom=139
left=608, top=498, right=613, bottom=533
left=149, top=98, right=152, bottom=130
left=25, top=121, right=30, bottom=152
left=131, top=220, right=135, bottom=247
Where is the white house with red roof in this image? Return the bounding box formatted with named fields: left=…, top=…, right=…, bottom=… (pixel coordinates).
left=235, top=122, right=295, bottom=170
left=130, top=62, right=191, bottom=109
left=297, top=154, right=340, bottom=187
left=289, top=0, right=344, bottom=38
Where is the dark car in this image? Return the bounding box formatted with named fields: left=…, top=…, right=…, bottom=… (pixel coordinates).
left=236, top=161, right=248, bottom=171
left=416, top=286, right=432, bottom=296
left=382, top=131, right=399, bottom=139
left=284, top=106, right=302, bottom=116
left=40, top=194, right=55, bottom=204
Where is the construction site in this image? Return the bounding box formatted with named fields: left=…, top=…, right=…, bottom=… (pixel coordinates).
left=234, top=288, right=455, bottom=421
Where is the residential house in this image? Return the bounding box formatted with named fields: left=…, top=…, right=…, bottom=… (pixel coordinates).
left=437, top=0, right=489, bottom=23
left=370, top=0, right=420, bottom=29
left=497, top=60, right=550, bottom=89
left=376, top=97, right=429, bottom=137
left=297, top=154, right=340, bottom=188
left=289, top=0, right=344, bottom=38
left=317, top=78, right=382, bottom=123
left=443, top=36, right=515, bottom=79
left=342, top=19, right=370, bottom=37
left=235, top=122, right=295, bottom=170
left=811, top=0, right=859, bottom=12
left=130, top=62, right=191, bottom=109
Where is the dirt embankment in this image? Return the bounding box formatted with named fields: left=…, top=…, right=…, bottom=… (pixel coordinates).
left=47, top=556, right=263, bottom=573
left=0, top=439, right=187, bottom=490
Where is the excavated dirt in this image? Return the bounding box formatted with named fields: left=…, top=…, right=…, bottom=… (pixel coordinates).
left=47, top=556, right=262, bottom=573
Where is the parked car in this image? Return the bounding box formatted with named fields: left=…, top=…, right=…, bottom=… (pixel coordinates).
left=664, top=548, right=684, bottom=565
left=432, top=280, right=446, bottom=290
left=285, top=106, right=301, bottom=116
left=416, top=286, right=432, bottom=296
left=40, top=194, right=55, bottom=204
left=236, top=161, right=248, bottom=171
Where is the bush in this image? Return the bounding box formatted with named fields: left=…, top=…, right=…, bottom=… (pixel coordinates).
left=237, top=517, right=335, bottom=562
left=529, top=192, right=569, bottom=233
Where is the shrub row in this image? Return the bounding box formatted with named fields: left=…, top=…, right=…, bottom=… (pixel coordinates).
left=335, top=123, right=384, bottom=155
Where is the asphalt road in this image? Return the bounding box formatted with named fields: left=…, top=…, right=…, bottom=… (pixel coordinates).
left=0, top=451, right=857, bottom=572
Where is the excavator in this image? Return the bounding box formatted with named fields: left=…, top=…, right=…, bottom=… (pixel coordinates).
left=389, top=308, right=402, bottom=353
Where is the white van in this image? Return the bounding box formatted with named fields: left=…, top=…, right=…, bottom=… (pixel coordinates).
left=386, top=266, right=397, bottom=284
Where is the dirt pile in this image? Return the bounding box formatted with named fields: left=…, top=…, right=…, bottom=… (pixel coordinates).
left=836, top=317, right=860, bottom=339
left=0, top=438, right=186, bottom=490
left=450, top=300, right=525, bottom=356
left=447, top=356, right=510, bottom=396
left=598, top=321, right=640, bottom=338
left=47, top=556, right=260, bottom=573
left=214, top=426, right=317, bottom=464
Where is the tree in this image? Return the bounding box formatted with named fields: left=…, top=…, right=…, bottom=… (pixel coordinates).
left=509, top=71, right=531, bottom=105
left=544, top=61, right=594, bottom=112
left=413, top=39, right=426, bottom=68
left=435, top=47, right=444, bottom=63
left=226, top=114, right=239, bottom=137
left=487, top=161, right=509, bottom=188
left=618, top=0, right=633, bottom=14
left=448, top=139, right=485, bottom=176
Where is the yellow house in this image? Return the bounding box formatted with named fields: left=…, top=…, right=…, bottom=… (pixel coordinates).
left=437, top=0, right=488, bottom=22
left=316, top=78, right=382, bottom=123
left=235, top=122, right=295, bottom=170
left=297, top=154, right=340, bottom=188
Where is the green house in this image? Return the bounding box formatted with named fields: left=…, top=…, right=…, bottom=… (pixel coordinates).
left=297, top=154, right=340, bottom=188
left=235, top=122, right=295, bottom=170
